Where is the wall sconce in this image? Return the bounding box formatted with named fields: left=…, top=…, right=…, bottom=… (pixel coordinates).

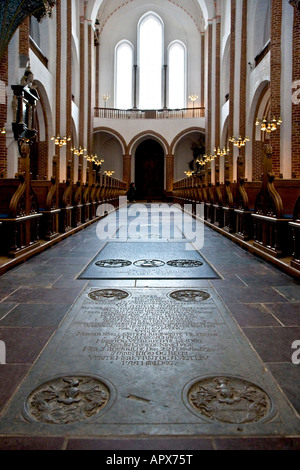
left=229, top=136, right=250, bottom=148
left=51, top=135, right=71, bottom=147
left=0, top=127, right=5, bottom=134
left=255, top=116, right=282, bottom=133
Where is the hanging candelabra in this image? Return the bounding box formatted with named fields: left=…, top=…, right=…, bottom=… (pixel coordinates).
left=51, top=135, right=71, bottom=147
left=184, top=170, right=194, bottom=177
left=255, top=116, right=282, bottom=133
left=104, top=170, right=115, bottom=177
left=229, top=136, right=250, bottom=148
left=71, top=145, right=87, bottom=156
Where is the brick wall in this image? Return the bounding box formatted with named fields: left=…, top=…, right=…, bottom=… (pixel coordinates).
left=292, top=4, right=300, bottom=178
left=228, top=0, right=236, bottom=182
left=270, top=0, right=282, bottom=177
left=239, top=0, right=248, bottom=177
left=215, top=19, right=221, bottom=182
left=0, top=50, right=8, bottom=178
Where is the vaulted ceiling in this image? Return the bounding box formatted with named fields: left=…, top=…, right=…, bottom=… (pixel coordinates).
left=95, top=0, right=206, bottom=34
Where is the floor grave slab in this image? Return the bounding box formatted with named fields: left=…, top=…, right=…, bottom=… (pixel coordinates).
left=78, top=242, right=221, bottom=279
left=0, top=287, right=299, bottom=437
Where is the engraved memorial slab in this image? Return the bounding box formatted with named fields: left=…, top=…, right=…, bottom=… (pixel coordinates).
left=78, top=242, right=220, bottom=279
left=0, top=287, right=299, bottom=437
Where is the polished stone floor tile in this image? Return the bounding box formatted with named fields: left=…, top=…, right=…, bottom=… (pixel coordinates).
left=0, top=364, right=30, bottom=413
left=224, top=303, right=281, bottom=327
left=0, top=327, right=55, bottom=363
left=242, top=327, right=300, bottom=362
left=267, top=363, right=300, bottom=414
left=66, top=438, right=215, bottom=451
left=0, top=303, right=71, bottom=327
left=264, top=303, right=300, bottom=326
left=5, top=286, right=84, bottom=304
left=0, top=436, right=65, bottom=450
left=214, top=437, right=300, bottom=450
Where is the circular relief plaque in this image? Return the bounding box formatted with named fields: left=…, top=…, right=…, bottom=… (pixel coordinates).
left=88, top=289, right=129, bottom=301
left=185, top=376, right=272, bottom=424
left=95, top=259, right=132, bottom=268
left=25, top=376, right=111, bottom=424
left=133, top=259, right=165, bottom=268
left=167, top=260, right=203, bottom=268
left=169, top=290, right=211, bottom=302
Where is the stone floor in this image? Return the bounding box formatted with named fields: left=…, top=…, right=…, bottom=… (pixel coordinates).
left=0, top=204, right=300, bottom=451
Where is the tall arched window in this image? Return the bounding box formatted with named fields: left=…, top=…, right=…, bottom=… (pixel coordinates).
left=115, top=41, right=133, bottom=109
left=168, top=41, right=186, bottom=109
left=138, top=13, right=163, bottom=109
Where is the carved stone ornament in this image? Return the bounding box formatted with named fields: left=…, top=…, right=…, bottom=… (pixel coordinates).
left=187, top=376, right=272, bottom=424
left=88, top=289, right=129, bottom=301
left=167, top=260, right=203, bottom=268
left=133, top=259, right=165, bottom=267
left=169, top=290, right=211, bottom=302
left=95, top=259, right=132, bottom=268
left=25, top=376, right=110, bottom=424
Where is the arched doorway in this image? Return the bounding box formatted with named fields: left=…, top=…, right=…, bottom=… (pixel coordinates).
left=135, top=139, right=164, bottom=200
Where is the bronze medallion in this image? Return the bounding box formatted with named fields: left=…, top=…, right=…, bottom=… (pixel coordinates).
left=133, top=259, right=165, bottom=268
left=25, top=376, right=110, bottom=424
left=187, top=376, right=272, bottom=424
left=95, top=259, right=132, bottom=268
left=88, top=289, right=129, bottom=301
left=167, top=260, right=203, bottom=268
left=169, top=290, right=211, bottom=302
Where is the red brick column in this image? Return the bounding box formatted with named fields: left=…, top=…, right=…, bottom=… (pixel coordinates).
left=291, top=2, right=300, bottom=178
left=55, top=0, right=62, bottom=182
left=228, top=0, right=236, bottom=182
left=215, top=18, right=221, bottom=182
left=270, top=0, right=282, bottom=177
left=239, top=0, right=248, bottom=178
left=0, top=50, right=8, bottom=177
left=19, top=17, right=30, bottom=66
left=206, top=22, right=213, bottom=160
left=79, top=18, right=85, bottom=183
left=66, top=0, right=73, bottom=182
left=200, top=33, right=205, bottom=109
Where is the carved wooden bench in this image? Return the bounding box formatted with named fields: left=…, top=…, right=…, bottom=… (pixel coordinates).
left=32, top=178, right=60, bottom=240
left=222, top=181, right=237, bottom=233
left=289, top=195, right=300, bottom=270
left=252, top=178, right=300, bottom=258
left=235, top=180, right=262, bottom=241
left=0, top=176, right=42, bottom=257
left=59, top=181, right=73, bottom=233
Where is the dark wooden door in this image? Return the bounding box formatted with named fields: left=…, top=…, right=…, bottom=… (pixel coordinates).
left=135, top=139, right=164, bottom=200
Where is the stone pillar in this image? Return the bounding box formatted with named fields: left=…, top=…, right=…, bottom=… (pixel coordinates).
left=165, top=154, right=174, bottom=194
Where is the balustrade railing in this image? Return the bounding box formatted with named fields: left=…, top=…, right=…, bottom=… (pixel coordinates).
left=94, top=107, right=205, bottom=119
